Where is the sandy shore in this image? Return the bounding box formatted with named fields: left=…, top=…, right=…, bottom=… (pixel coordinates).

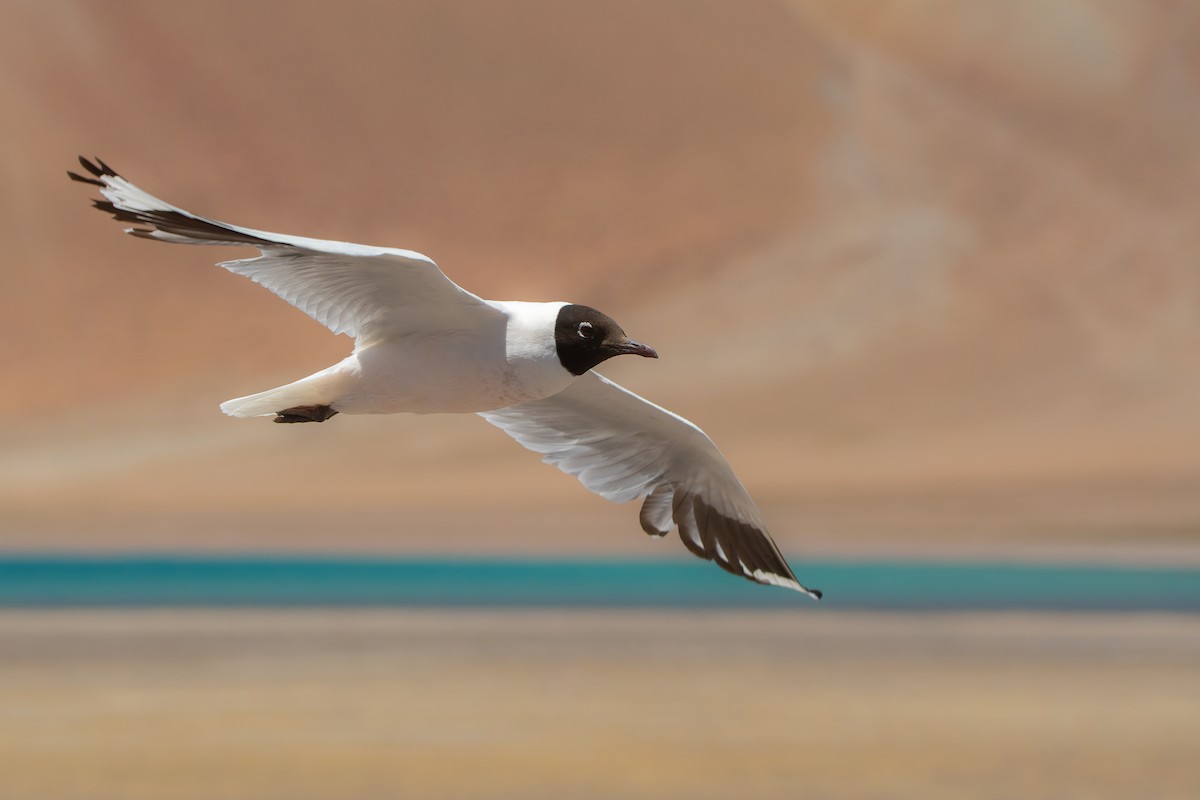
left=1, top=609, right=1196, bottom=799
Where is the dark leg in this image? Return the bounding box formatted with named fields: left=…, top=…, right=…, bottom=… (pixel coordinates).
left=274, top=404, right=339, bottom=424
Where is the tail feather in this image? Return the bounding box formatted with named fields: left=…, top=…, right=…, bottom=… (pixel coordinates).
left=220, top=370, right=347, bottom=418
left=220, top=385, right=309, bottom=418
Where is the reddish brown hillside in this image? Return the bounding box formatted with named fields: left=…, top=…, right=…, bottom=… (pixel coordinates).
left=3, top=1, right=1198, bottom=556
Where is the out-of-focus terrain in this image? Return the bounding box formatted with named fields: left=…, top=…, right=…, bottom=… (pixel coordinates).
left=2, top=609, right=1197, bottom=800
left=2, top=1, right=1198, bottom=558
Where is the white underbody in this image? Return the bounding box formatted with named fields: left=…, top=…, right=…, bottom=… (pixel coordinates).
left=220, top=300, right=575, bottom=417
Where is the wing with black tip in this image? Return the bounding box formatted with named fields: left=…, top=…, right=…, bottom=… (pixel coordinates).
left=69, top=156, right=500, bottom=346
left=479, top=372, right=821, bottom=597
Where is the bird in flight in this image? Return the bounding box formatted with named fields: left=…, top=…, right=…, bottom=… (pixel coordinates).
left=69, top=156, right=821, bottom=598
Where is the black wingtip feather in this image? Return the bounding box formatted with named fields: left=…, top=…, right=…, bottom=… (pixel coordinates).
left=682, top=495, right=821, bottom=598
left=70, top=156, right=120, bottom=186
left=89, top=199, right=153, bottom=233
left=76, top=155, right=118, bottom=179
left=69, top=155, right=275, bottom=247
left=67, top=170, right=105, bottom=187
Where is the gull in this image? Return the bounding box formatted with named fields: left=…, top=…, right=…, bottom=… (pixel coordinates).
left=69, top=156, right=821, bottom=598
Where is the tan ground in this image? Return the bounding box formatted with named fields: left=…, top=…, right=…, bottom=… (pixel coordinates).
left=1, top=609, right=1196, bottom=800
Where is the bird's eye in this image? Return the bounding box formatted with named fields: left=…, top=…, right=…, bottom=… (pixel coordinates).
left=577, top=321, right=595, bottom=340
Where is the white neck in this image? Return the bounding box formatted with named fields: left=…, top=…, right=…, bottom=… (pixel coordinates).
left=489, top=300, right=575, bottom=400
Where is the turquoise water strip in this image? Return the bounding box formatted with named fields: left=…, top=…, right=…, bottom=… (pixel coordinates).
left=0, top=555, right=1196, bottom=611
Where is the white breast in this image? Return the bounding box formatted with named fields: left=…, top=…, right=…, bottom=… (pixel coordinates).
left=492, top=300, right=576, bottom=402
left=335, top=300, right=574, bottom=415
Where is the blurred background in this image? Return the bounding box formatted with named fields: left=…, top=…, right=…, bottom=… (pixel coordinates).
left=1, top=1, right=1198, bottom=798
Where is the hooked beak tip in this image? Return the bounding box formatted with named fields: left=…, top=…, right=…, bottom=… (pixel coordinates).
left=621, top=339, right=658, bottom=359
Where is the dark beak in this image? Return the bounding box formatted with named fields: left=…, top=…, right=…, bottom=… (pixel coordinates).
left=608, top=337, right=659, bottom=359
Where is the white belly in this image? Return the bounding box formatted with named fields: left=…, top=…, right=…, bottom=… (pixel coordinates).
left=330, top=331, right=573, bottom=415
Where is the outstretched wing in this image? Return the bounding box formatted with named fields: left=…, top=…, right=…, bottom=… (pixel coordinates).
left=69, top=156, right=499, bottom=345
left=479, top=372, right=821, bottom=597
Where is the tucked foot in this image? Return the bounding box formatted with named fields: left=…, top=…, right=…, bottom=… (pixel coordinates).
left=274, top=404, right=339, bottom=424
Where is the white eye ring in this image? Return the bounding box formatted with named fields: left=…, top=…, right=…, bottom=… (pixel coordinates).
left=577, top=321, right=595, bottom=339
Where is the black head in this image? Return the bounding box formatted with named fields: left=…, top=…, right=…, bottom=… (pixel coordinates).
left=554, top=304, right=658, bottom=376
